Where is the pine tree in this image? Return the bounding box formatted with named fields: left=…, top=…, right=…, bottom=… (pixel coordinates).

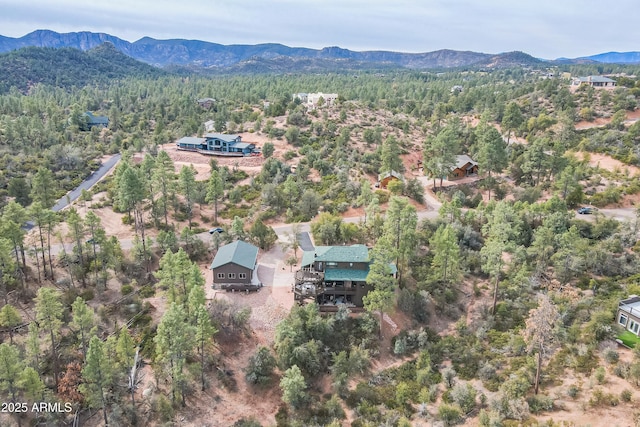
left=152, top=150, right=176, bottom=226
left=154, top=303, right=195, bottom=406
left=430, top=224, right=461, bottom=283
left=206, top=169, right=224, bottom=224
left=194, top=304, right=217, bottom=391
left=35, top=287, right=64, bottom=392
left=0, top=304, right=22, bottom=345
left=522, top=295, right=560, bottom=394
left=179, top=165, right=197, bottom=228
left=70, top=297, right=96, bottom=356
left=80, top=336, right=114, bottom=426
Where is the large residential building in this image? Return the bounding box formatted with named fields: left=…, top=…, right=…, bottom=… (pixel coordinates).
left=294, top=245, right=395, bottom=311
left=176, top=133, right=260, bottom=157
left=293, top=92, right=339, bottom=108
left=571, top=76, right=617, bottom=88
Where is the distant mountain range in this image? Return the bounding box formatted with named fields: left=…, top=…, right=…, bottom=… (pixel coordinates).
left=0, top=29, right=551, bottom=70
left=0, top=30, right=638, bottom=73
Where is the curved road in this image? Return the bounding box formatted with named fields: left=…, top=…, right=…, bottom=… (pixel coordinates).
left=52, top=154, right=122, bottom=212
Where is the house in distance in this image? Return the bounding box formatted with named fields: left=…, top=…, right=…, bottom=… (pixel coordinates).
left=450, top=155, right=479, bottom=180
left=81, top=112, right=109, bottom=130
left=617, top=295, right=640, bottom=337
left=210, top=240, right=261, bottom=291
left=176, top=133, right=260, bottom=157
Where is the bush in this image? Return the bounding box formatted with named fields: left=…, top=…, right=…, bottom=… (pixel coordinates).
left=526, top=394, right=554, bottom=413
left=589, top=387, right=619, bottom=407
left=621, top=389, right=633, bottom=402
left=121, top=284, right=134, bottom=296
left=245, top=347, right=277, bottom=385
left=438, top=403, right=462, bottom=426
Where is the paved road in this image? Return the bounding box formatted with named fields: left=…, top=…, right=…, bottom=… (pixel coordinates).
left=51, top=154, right=122, bottom=212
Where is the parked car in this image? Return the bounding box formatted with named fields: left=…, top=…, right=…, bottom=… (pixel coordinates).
left=209, top=227, right=224, bottom=234
left=577, top=207, right=597, bottom=214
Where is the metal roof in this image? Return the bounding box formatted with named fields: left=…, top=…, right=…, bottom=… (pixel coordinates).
left=324, top=268, right=369, bottom=282
left=204, top=133, right=241, bottom=143
left=177, top=136, right=205, bottom=145
left=210, top=240, right=258, bottom=271
left=84, top=112, right=108, bottom=125
left=454, top=154, right=478, bottom=170
left=578, top=76, right=616, bottom=83
left=301, top=245, right=369, bottom=267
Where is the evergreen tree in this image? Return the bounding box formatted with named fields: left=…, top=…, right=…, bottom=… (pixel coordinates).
left=80, top=336, right=114, bottom=426
left=34, top=287, right=64, bottom=392
left=0, top=304, right=22, bottom=345
left=154, top=303, right=195, bottom=406
left=70, top=297, right=96, bottom=356
left=430, top=224, right=461, bottom=283
left=380, top=135, right=404, bottom=173
left=206, top=169, right=225, bottom=224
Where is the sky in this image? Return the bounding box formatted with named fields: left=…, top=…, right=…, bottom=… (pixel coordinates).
left=0, top=0, right=637, bottom=59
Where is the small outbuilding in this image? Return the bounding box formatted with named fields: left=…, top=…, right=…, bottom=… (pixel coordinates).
left=210, top=240, right=261, bottom=291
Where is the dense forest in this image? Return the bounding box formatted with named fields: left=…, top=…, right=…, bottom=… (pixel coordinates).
left=1, top=48, right=640, bottom=426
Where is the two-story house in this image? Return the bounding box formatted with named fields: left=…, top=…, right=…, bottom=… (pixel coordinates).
left=210, top=240, right=261, bottom=291
left=176, top=133, right=259, bottom=157
left=294, top=244, right=394, bottom=311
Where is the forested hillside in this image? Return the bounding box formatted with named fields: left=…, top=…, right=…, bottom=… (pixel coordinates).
left=0, top=43, right=165, bottom=94
left=2, top=55, right=640, bottom=426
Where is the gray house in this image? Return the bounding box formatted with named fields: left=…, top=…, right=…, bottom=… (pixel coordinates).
left=210, top=240, right=261, bottom=291
left=176, top=133, right=259, bottom=157
left=617, top=296, right=640, bottom=336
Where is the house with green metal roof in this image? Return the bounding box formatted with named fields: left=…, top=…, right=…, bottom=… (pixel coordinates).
left=82, top=112, right=109, bottom=130
left=210, top=240, right=261, bottom=291
left=295, top=244, right=391, bottom=310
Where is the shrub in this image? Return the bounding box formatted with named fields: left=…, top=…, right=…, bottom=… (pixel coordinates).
left=589, top=387, right=619, bottom=407
left=526, top=394, right=554, bottom=413
left=594, top=366, right=606, bottom=384
left=121, top=284, right=134, bottom=296
left=567, top=385, right=580, bottom=398
left=245, top=347, right=277, bottom=385
left=621, top=389, right=633, bottom=402
left=438, top=403, right=462, bottom=426
left=450, top=382, right=477, bottom=413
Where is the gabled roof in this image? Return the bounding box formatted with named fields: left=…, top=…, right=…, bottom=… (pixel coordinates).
left=204, top=133, right=241, bottom=143
left=454, top=154, right=478, bottom=170
left=210, top=240, right=259, bottom=271
left=577, top=76, right=616, bottom=83
left=177, top=136, right=205, bottom=145
left=378, top=170, right=404, bottom=182
left=84, top=112, right=109, bottom=125
left=301, top=245, right=369, bottom=267
left=197, top=98, right=216, bottom=103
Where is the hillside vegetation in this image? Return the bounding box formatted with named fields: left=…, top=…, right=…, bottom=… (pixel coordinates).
left=2, top=48, right=640, bottom=426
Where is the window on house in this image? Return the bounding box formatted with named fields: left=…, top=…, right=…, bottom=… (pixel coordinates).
left=630, top=319, right=639, bottom=335
left=327, top=262, right=337, bottom=267
left=228, top=273, right=236, bottom=279
left=216, top=273, right=225, bottom=279
left=619, top=313, right=628, bottom=326
left=239, top=273, right=247, bottom=279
